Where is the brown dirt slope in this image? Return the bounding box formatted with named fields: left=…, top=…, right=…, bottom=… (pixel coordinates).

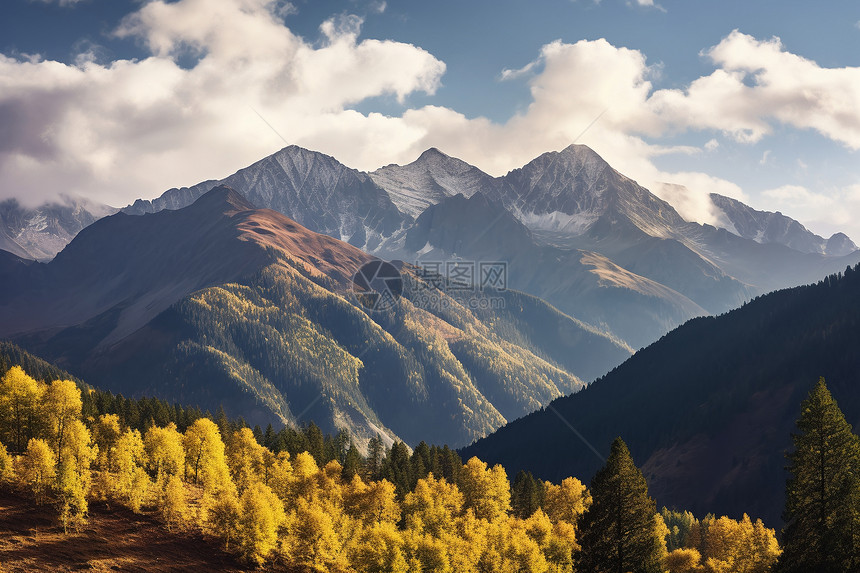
left=0, top=490, right=294, bottom=573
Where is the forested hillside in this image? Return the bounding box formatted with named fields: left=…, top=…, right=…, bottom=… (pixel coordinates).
left=462, top=263, right=860, bottom=526
left=1, top=359, right=792, bottom=572
left=3, top=187, right=629, bottom=450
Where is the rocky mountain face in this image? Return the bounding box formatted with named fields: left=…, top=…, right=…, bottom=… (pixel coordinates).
left=461, top=263, right=860, bottom=527
left=0, top=186, right=628, bottom=449
left=372, top=144, right=858, bottom=342
left=0, top=197, right=116, bottom=261
left=124, top=146, right=408, bottom=251
left=369, top=148, right=499, bottom=218
left=404, top=192, right=705, bottom=349
left=710, top=193, right=857, bottom=256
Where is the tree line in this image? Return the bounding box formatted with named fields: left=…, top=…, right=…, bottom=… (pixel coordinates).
left=1, top=362, right=857, bottom=571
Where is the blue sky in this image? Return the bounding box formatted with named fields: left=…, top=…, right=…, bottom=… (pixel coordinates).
left=2, top=0, right=860, bottom=239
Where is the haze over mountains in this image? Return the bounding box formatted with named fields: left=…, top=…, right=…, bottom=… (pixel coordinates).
left=0, top=197, right=116, bottom=261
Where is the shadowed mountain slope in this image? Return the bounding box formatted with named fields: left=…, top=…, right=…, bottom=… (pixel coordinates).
left=461, top=263, right=860, bottom=527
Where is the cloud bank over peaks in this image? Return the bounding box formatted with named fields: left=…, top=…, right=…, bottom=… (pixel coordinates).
left=0, top=0, right=445, bottom=207
left=1, top=3, right=859, bottom=241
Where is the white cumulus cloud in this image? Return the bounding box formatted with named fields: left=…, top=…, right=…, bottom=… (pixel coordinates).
left=0, top=0, right=445, bottom=207
left=2, top=6, right=859, bottom=242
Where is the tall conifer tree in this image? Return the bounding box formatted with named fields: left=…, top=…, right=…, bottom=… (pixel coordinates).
left=578, top=437, right=666, bottom=573
left=779, top=377, right=860, bottom=573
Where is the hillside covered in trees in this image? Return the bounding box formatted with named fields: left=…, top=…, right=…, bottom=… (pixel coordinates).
left=1, top=187, right=630, bottom=450
left=0, top=357, right=800, bottom=572
left=462, top=263, right=860, bottom=527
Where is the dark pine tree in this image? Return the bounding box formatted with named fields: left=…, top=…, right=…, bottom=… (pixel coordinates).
left=511, top=470, right=544, bottom=519
left=304, top=422, right=325, bottom=465
left=366, top=434, right=385, bottom=481
left=382, top=441, right=413, bottom=499
left=779, top=377, right=860, bottom=573
left=342, top=443, right=362, bottom=481
left=577, top=437, right=665, bottom=573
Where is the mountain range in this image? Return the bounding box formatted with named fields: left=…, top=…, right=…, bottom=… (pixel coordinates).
left=2, top=142, right=858, bottom=456
left=0, top=196, right=116, bottom=261
left=5, top=144, right=857, bottom=352
left=0, top=186, right=628, bottom=449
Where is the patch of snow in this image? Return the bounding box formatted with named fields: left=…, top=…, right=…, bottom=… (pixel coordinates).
left=514, top=209, right=598, bottom=236
left=416, top=241, right=434, bottom=255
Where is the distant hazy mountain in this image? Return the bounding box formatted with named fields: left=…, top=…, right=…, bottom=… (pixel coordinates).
left=0, top=186, right=628, bottom=449
left=404, top=191, right=706, bottom=349
left=709, top=193, right=857, bottom=256
left=461, top=263, right=860, bottom=527
left=124, top=146, right=408, bottom=251
left=0, top=197, right=116, bottom=261
left=375, top=144, right=859, bottom=339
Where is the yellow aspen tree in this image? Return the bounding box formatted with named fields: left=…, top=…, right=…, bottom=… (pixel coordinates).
left=403, top=529, right=453, bottom=573
left=344, top=475, right=400, bottom=525
left=237, top=481, right=286, bottom=566
left=144, top=422, right=185, bottom=485
left=316, top=460, right=346, bottom=510
left=183, top=418, right=231, bottom=493
left=0, top=366, right=44, bottom=452
left=459, top=457, right=511, bottom=522
left=160, top=474, right=189, bottom=533
left=227, top=427, right=264, bottom=493
left=268, top=451, right=293, bottom=502
left=62, top=419, right=97, bottom=492
left=42, top=379, right=82, bottom=463
left=56, top=419, right=96, bottom=532
left=350, top=521, right=409, bottom=573
left=260, top=447, right=276, bottom=486
left=22, top=437, right=55, bottom=505
left=201, top=486, right=241, bottom=550
left=57, top=461, right=88, bottom=533
left=666, top=548, right=705, bottom=573
left=542, top=477, right=591, bottom=525
left=91, top=413, right=122, bottom=470
left=287, top=450, right=320, bottom=503
left=402, top=474, right=464, bottom=536
left=545, top=521, right=578, bottom=573
left=481, top=518, right=547, bottom=573
left=0, top=441, right=14, bottom=486
left=285, top=497, right=342, bottom=570
left=749, top=516, right=781, bottom=573
left=114, top=428, right=150, bottom=512
left=522, top=508, right=554, bottom=549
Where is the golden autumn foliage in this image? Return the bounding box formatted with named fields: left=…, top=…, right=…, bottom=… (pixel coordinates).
left=22, top=437, right=55, bottom=505
left=160, top=473, right=189, bottom=532
left=145, top=422, right=185, bottom=484
left=237, top=481, right=286, bottom=565
left=0, top=366, right=43, bottom=452
left=113, top=428, right=151, bottom=512
left=460, top=456, right=512, bottom=522
left=666, top=513, right=781, bottom=573
left=0, top=441, right=14, bottom=484
left=0, top=363, right=787, bottom=572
